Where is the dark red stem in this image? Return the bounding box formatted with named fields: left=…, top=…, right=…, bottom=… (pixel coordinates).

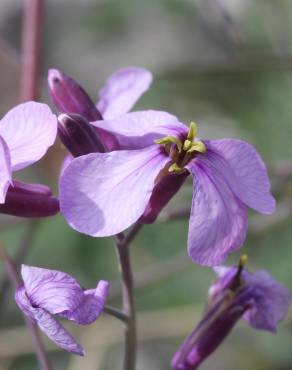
left=20, top=0, right=43, bottom=101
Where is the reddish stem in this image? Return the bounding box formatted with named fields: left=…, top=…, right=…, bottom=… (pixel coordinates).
left=20, top=0, right=43, bottom=101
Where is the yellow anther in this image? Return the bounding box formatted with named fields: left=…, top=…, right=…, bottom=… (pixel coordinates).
left=183, top=139, right=192, bottom=151
left=154, top=136, right=182, bottom=152
left=239, top=254, right=248, bottom=268
left=187, top=121, right=198, bottom=141
left=168, top=163, right=183, bottom=173
left=187, top=140, right=206, bottom=154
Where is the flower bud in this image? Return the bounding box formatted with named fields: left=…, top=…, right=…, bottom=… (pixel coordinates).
left=172, top=261, right=291, bottom=370
left=0, top=181, right=59, bottom=217
left=58, top=113, right=106, bottom=157
left=48, top=69, right=102, bottom=121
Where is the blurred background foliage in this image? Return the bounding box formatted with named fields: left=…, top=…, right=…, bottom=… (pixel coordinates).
left=0, top=0, right=292, bottom=369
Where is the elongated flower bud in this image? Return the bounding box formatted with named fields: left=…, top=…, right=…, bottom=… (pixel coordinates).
left=58, top=113, right=106, bottom=157
left=0, top=181, right=59, bottom=217
left=48, top=68, right=102, bottom=121
left=172, top=260, right=291, bottom=370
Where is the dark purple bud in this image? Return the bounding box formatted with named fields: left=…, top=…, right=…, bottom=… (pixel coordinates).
left=172, top=291, right=248, bottom=370
left=48, top=68, right=102, bottom=121
left=172, top=257, right=291, bottom=370
left=0, top=181, right=59, bottom=218
left=58, top=113, right=106, bottom=157
left=141, top=171, right=188, bottom=223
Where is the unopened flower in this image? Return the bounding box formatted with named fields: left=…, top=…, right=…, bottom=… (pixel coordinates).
left=15, top=265, right=109, bottom=356
left=60, top=108, right=275, bottom=265
left=0, top=102, right=59, bottom=217
left=58, top=113, right=106, bottom=157
left=48, top=67, right=153, bottom=152
left=172, top=256, right=291, bottom=370
left=0, top=180, right=59, bottom=217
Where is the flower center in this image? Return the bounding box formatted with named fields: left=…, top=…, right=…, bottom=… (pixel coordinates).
left=155, top=122, right=206, bottom=173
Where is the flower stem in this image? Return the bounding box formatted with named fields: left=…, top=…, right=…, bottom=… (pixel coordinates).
left=116, top=242, right=136, bottom=370
left=20, top=0, right=43, bottom=101
left=114, top=222, right=143, bottom=370
left=0, top=247, right=52, bottom=370
left=104, top=304, right=129, bottom=324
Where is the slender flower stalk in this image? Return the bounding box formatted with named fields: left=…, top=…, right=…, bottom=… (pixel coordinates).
left=103, top=305, right=129, bottom=324
left=113, top=223, right=143, bottom=370
left=20, top=0, right=43, bottom=101
left=0, top=248, right=52, bottom=370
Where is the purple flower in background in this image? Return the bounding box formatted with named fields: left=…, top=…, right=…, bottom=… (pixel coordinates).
left=15, top=265, right=110, bottom=356
left=172, top=256, right=291, bottom=370
left=48, top=67, right=153, bottom=151
left=0, top=102, right=59, bottom=217
left=59, top=106, right=275, bottom=265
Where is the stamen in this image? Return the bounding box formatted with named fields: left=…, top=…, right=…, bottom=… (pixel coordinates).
left=187, top=121, right=198, bottom=141
left=183, top=139, right=192, bottom=151
left=169, top=163, right=183, bottom=173
left=155, top=136, right=182, bottom=152
left=187, top=141, right=206, bottom=154
left=231, top=254, right=248, bottom=291
left=239, top=254, right=248, bottom=268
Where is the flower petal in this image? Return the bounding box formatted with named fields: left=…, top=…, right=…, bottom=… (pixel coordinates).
left=0, top=102, right=57, bottom=171
left=60, top=146, right=169, bottom=236
left=59, top=280, right=110, bottom=324
left=21, top=265, right=84, bottom=314
left=0, top=136, right=12, bottom=204
left=97, top=67, right=152, bottom=119
left=91, top=110, right=188, bottom=150
left=15, top=286, right=84, bottom=356
left=205, top=139, right=275, bottom=214
left=186, top=158, right=248, bottom=266
left=242, top=270, right=291, bottom=333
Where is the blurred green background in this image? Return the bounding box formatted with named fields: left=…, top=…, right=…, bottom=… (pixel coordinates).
left=0, top=0, right=292, bottom=369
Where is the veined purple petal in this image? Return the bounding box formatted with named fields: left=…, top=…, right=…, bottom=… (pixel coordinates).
left=91, top=110, right=188, bottom=150
left=59, top=146, right=169, bottom=236
left=15, top=285, right=36, bottom=321
left=0, top=136, right=12, bottom=204
left=186, top=158, right=248, bottom=266
left=0, top=102, right=57, bottom=171
left=242, top=270, right=291, bottom=332
left=211, top=266, right=291, bottom=333
left=97, top=67, right=152, bottom=119
left=15, top=286, right=84, bottom=356
left=205, top=139, right=275, bottom=214
left=21, top=265, right=84, bottom=314
left=59, top=280, right=110, bottom=325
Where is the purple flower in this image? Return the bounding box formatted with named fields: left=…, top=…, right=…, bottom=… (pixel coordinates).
left=15, top=265, right=110, bottom=356
left=0, top=102, right=59, bottom=217
left=48, top=67, right=153, bottom=151
left=172, top=256, right=291, bottom=370
left=59, top=108, right=275, bottom=265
